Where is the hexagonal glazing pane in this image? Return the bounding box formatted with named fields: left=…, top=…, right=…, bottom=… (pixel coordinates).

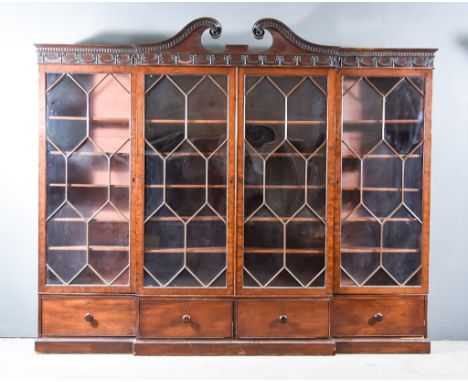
left=47, top=74, right=87, bottom=153
left=89, top=74, right=130, bottom=154
left=243, top=75, right=328, bottom=289
left=340, top=76, right=425, bottom=288
left=343, top=78, right=383, bottom=156
left=187, top=77, right=227, bottom=154
left=143, top=74, right=229, bottom=288
left=45, top=72, right=131, bottom=286
left=245, top=77, right=285, bottom=155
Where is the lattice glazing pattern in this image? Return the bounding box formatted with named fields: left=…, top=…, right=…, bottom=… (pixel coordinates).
left=243, top=75, right=328, bottom=288
left=341, top=76, right=425, bottom=287
left=45, top=73, right=131, bottom=286
left=144, top=74, right=229, bottom=288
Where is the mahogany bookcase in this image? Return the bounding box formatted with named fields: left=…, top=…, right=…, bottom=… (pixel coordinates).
left=36, top=18, right=435, bottom=355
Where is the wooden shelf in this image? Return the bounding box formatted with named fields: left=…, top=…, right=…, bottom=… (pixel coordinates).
left=51, top=217, right=127, bottom=222
left=342, top=217, right=418, bottom=222
left=343, top=119, right=422, bottom=124
left=145, top=247, right=225, bottom=254
left=145, top=119, right=226, bottom=124
left=342, top=187, right=419, bottom=193
left=48, top=116, right=129, bottom=124
left=245, top=120, right=326, bottom=125
left=48, top=245, right=128, bottom=251
left=147, top=216, right=224, bottom=222
left=48, top=151, right=130, bottom=156
left=145, top=184, right=226, bottom=189
left=249, top=217, right=322, bottom=222
left=244, top=185, right=325, bottom=189
left=341, top=247, right=419, bottom=253
left=246, top=152, right=326, bottom=158
left=342, top=154, right=421, bottom=159
left=145, top=151, right=225, bottom=157
left=244, top=248, right=324, bottom=254
left=49, top=183, right=128, bottom=188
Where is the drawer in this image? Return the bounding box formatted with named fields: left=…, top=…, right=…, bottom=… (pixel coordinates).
left=41, top=297, right=137, bottom=337
left=140, top=300, right=233, bottom=338
left=332, top=297, right=426, bottom=337
left=236, top=300, right=329, bottom=338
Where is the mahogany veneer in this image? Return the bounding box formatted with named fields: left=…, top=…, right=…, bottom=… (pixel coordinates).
left=36, top=18, right=435, bottom=355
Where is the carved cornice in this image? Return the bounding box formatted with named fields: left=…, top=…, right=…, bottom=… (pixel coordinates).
left=36, top=18, right=437, bottom=68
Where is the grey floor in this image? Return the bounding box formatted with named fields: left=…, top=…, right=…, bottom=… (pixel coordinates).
left=0, top=339, right=467, bottom=380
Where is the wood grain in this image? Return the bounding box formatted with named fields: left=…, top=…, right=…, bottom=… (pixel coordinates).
left=41, top=296, right=137, bottom=337
left=139, top=300, right=233, bottom=338
left=35, top=338, right=134, bottom=354
left=331, top=296, right=426, bottom=337
left=134, top=339, right=335, bottom=355
left=236, top=300, right=329, bottom=338
left=335, top=338, right=430, bottom=354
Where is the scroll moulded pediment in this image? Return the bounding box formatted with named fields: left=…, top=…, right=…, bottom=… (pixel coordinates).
left=36, top=17, right=437, bottom=67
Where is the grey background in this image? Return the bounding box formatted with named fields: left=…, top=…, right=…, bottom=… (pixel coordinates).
left=0, top=2, right=467, bottom=339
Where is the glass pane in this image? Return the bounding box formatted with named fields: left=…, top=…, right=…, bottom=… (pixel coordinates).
left=67, top=141, right=108, bottom=219
left=89, top=74, right=130, bottom=154
left=144, top=73, right=229, bottom=288
left=245, top=207, right=283, bottom=249
left=243, top=75, right=328, bottom=289
left=187, top=252, right=226, bottom=286
left=265, top=142, right=305, bottom=218
left=287, top=78, right=327, bottom=155
left=46, top=143, right=66, bottom=217
left=362, top=143, right=402, bottom=218
left=340, top=76, right=425, bottom=288
left=245, top=77, right=285, bottom=155
left=244, top=252, right=283, bottom=286
left=47, top=74, right=87, bottom=153
left=45, top=72, right=131, bottom=286
left=145, top=253, right=184, bottom=286
left=343, top=78, right=383, bottom=156
left=342, top=252, right=379, bottom=285
left=385, top=79, right=424, bottom=155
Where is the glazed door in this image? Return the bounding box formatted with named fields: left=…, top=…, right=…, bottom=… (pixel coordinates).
left=237, top=68, right=335, bottom=295
left=40, top=66, right=136, bottom=293
left=336, top=69, right=431, bottom=293
left=139, top=67, right=235, bottom=295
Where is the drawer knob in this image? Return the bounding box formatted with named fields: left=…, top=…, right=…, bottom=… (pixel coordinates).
left=374, top=312, right=384, bottom=321
left=181, top=314, right=192, bottom=323
left=278, top=314, right=288, bottom=323
left=84, top=313, right=94, bottom=322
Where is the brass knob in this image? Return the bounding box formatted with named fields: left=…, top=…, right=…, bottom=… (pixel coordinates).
left=182, top=314, right=191, bottom=323
left=84, top=313, right=94, bottom=322
left=278, top=314, right=288, bottom=323
left=374, top=312, right=384, bottom=321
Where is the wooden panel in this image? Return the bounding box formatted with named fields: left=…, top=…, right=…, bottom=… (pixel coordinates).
left=332, top=296, right=425, bottom=337
left=236, top=300, right=329, bottom=338
left=335, top=338, right=430, bottom=354
left=41, top=297, right=136, bottom=337
left=35, top=338, right=134, bottom=354
left=134, top=339, right=335, bottom=355
left=139, top=300, right=233, bottom=338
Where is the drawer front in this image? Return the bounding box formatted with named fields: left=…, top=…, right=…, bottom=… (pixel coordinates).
left=140, top=300, right=233, bottom=338
left=332, top=297, right=426, bottom=337
left=236, top=300, right=330, bottom=338
left=41, top=297, right=136, bottom=337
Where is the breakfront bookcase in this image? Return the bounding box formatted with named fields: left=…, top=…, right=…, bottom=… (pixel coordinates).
left=36, top=18, right=435, bottom=355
